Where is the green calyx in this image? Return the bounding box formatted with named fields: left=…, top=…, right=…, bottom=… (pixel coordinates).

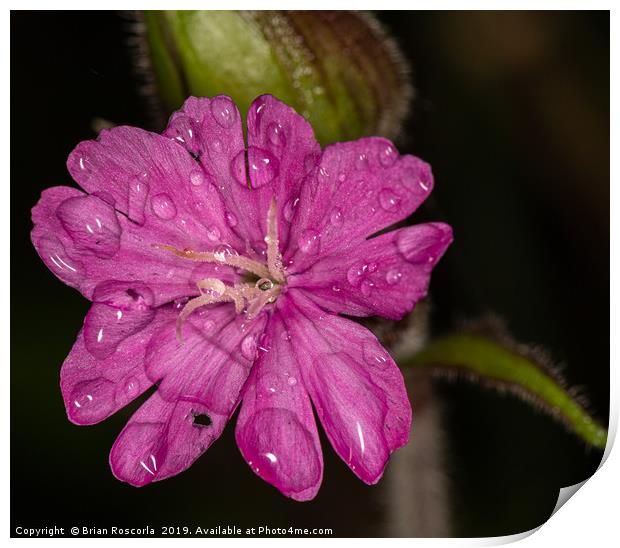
left=140, top=10, right=411, bottom=145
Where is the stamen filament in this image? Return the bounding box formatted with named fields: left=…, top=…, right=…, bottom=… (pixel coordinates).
left=266, top=198, right=285, bottom=283
left=155, top=243, right=271, bottom=279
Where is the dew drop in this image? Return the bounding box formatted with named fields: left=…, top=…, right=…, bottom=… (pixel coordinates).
left=347, top=263, right=364, bottom=287
left=151, top=193, right=177, bottom=220
left=128, top=176, right=149, bottom=225
left=230, top=150, right=247, bottom=187
left=56, top=195, right=122, bottom=259
left=247, top=147, right=279, bottom=188
left=211, top=138, right=223, bottom=152
left=287, top=376, right=297, bottom=386
left=203, top=319, right=215, bottom=332
left=356, top=153, right=369, bottom=170
left=283, top=197, right=300, bottom=222
left=361, top=279, right=375, bottom=297
left=386, top=268, right=403, bottom=285
left=379, top=144, right=397, bottom=167
left=225, top=211, right=238, bottom=227
left=210, top=96, right=237, bottom=128
left=206, top=225, right=221, bottom=242
left=332, top=284, right=342, bottom=292
left=115, top=376, right=140, bottom=404
left=346, top=261, right=373, bottom=287
left=329, top=207, right=343, bottom=227
left=241, top=334, right=257, bottom=360
left=338, top=172, right=346, bottom=183
left=267, top=122, right=286, bottom=147
left=379, top=188, right=401, bottom=212
left=362, top=342, right=390, bottom=366
left=304, top=153, right=318, bottom=173
left=298, top=229, right=320, bottom=255
left=190, top=170, right=205, bottom=186
left=70, top=379, right=115, bottom=423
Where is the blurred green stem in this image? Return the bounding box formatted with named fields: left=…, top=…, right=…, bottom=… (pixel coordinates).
left=401, top=334, right=607, bottom=449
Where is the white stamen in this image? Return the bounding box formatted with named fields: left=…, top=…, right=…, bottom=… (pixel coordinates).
left=266, top=198, right=286, bottom=283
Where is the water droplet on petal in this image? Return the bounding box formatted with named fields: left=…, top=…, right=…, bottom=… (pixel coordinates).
left=115, top=376, right=141, bottom=405
left=298, top=229, right=320, bottom=254
left=40, top=236, right=85, bottom=285
left=379, top=188, right=401, bottom=212
left=386, top=268, right=403, bottom=285
left=329, top=207, right=343, bottom=227
left=128, top=176, right=149, bottom=225
left=287, top=376, right=297, bottom=386
left=190, top=170, right=205, bottom=186
left=231, top=150, right=248, bottom=187
left=338, top=172, right=346, bottom=183
left=151, top=193, right=177, bottom=220
left=362, top=341, right=390, bottom=366
left=360, top=279, right=375, bottom=297
left=210, top=96, right=237, bottom=128
left=211, top=138, right=223, bottom=152
left=206, top=225, right=221, bottom=242
left=241, top=334, right=257, bottom=360
left=347, top=262, right=366, bottom=287
left=332, top=284, right=342, bottom=292
left=69, top=379, right=115, bottom=423
left=267, top=122, right=286, bottom=147
left=225, top=211, right=238, bottom=227
left=247, top=147, right=279, bottom=188
left=281, top=330, right=291, bottom=341
left=56, top=195, right=122, bottom=259
left=304, top=153, right=319, bottom=173
left=203, top=319, right=215, bottom=332
left=379, top=144, right=397, bottom=167
left=356, top=153, right=369, bottom=170
left=283, top=197, right=300, bottom=222
left=367, top=262, right=378, bottom=273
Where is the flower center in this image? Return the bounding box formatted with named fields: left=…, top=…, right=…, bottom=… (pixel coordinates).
left=156, top=199, right=286, bottom=342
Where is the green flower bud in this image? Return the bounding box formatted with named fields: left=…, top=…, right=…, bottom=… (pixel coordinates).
left=134, top=10, right=411, bottom=144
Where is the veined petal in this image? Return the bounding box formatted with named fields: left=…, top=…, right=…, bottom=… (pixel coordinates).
left=235, top=312, right=323, bottom=501
left=284, top=138, right=434, bottom=273
left=31, top=186, right=239, bottom=304
left=290, top=223, right=453, bottom=319
left=61, top=304, right=176, bottom=425
left=109, top=391, right=228, bottom=486
left=281, top=291, right=411, bottom=484
left=164, top=95, right=320, bottom=257
left=144, top=304, right=267, bottom=412
left=68, top=125, right=242, bottom=251
left=245, top=95, right=320, bottom=250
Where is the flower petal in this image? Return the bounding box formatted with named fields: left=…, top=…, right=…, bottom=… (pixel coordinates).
left=164, top=95, right=320, bottom=254
left=144, top=304, right=267, bottom=413
left=163, top=96, right=258, bottom=246
left=61, top=304, right=176, bottom=425
left=245, top=95, right=321, bottom=250
left=109, top=391, right=228, bottom=486
left=68, top=124, right=242, bottom=251
left=31, top=186, right=239, bottom=304
left=281, top=291, right=411, bottom=484
left=235, top=311, right=323, bottom=501
left=284, top=138, right=434, bottom=273
left=289, top=223, right=453, bottom=319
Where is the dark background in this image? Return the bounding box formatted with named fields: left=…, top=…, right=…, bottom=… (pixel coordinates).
left=11, top=11, right=609, bottom=537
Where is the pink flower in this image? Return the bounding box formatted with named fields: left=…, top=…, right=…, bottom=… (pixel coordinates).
left=31, top=95, right=452, bottom=501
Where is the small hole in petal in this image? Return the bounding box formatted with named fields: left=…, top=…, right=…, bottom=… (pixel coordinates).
left=192, top=413, right=212, bottom=428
